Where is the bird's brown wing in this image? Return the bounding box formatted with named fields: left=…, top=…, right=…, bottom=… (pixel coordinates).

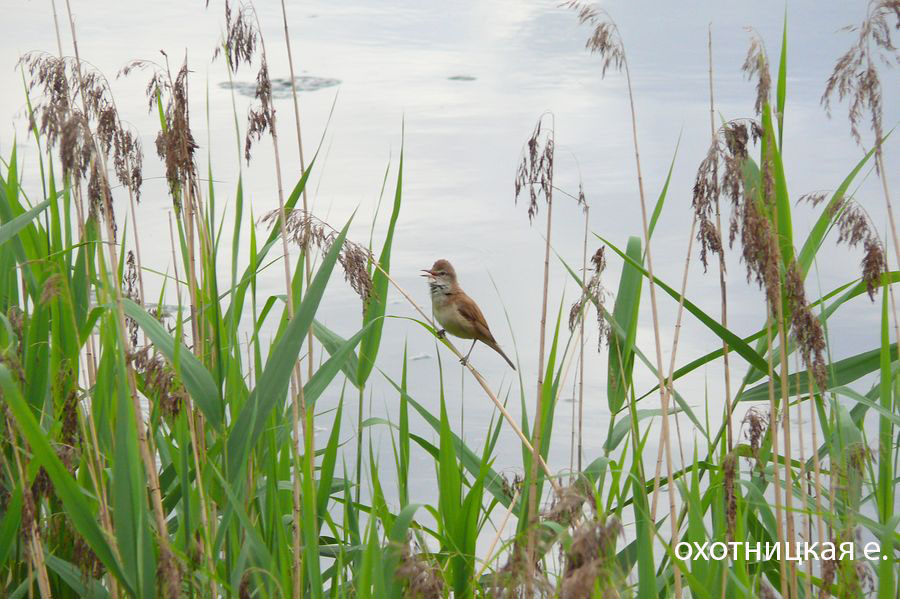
left=455, top=292, right=496, bottom=344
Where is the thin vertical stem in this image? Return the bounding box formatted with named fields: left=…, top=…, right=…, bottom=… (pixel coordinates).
left=525, top=162, right=553, bottom=598
left=765, top=311, right=788, bottom=599
left=619, top=42, right=683, bottom=596
left=577, top=206, right=588, bottom=473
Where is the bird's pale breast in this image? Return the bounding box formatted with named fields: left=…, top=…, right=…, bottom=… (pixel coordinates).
left=432, top=294, right=477, bottom=339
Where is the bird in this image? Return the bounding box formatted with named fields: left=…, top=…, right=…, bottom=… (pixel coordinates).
left=421, top=259, right=516, bottom=370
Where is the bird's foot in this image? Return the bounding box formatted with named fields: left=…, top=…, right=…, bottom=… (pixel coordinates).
left=436, top=329, right=446, bottom=339
left=459, top=356, right=469, bottom=366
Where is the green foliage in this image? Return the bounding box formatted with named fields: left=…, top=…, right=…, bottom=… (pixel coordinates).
left=1, top=12, right=896, bottom=599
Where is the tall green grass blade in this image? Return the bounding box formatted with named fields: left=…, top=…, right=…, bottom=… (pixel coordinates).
left=607, top=236, right=643, bottom=414
left=0, top=197, right=51, bottom=247
left=876, top=287, right=896, bottom=599
left=358, top=142, right=403, bottom=386
left=0, top=365, right=132, bottom=593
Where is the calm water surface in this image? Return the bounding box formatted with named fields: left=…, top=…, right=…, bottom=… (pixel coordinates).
left=2, top=0, right=897, bottom=548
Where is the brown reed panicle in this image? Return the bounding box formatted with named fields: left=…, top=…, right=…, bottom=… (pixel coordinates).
left=60, top=390, right=81, bottom=451
left=123, top=58, right=199, bottom=202
left=129, top=345, right=186, bottom=418
left=738, top=36, right=831, bottom=389
left=822, top=0, right=898, bottom=150
left=692, top=119, right=762, bottom=272
left=784, top=264, right=828, bottom=389
left=88, top=159, right=116, bottom=239
left=23, top=53, right=144, bottom=199
left=157, top=545, right=182, bottom=599
left=560, top=2, right=625, bottom=77
left=742, top=407, right=768, bottom=471
left=742, top=35, right=772, bottom=119
left=722, top=451, right=738, bottom=539
left=394, top=541, right=443, bottom=599
left=559, top=517, right=623, bottom=599
left=261, top=209, right=374, bottom=303
left=568, top=247, right=610, bottom=350
left=72, top=534, right=105, bottom=580
left=489, top=545, right=553, bottom=599
left=238, top=573, right=252, bottom=599
left=514, top=117, right=554, bottom=223
left=216, top=0, right=258, bottom=72
left=245, top=60, right=275, bottom=163
left=801, top=193, right=888, bottom=300
left=20, top=481, right=37, bottom=550
left=124, top=251, right=140, bottom=344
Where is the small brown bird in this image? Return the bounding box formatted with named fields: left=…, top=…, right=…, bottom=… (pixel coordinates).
left=421, top=259, right=516, bottom=370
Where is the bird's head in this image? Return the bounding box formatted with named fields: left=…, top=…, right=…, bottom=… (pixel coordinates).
left=421, top=259, right=457, bottom=286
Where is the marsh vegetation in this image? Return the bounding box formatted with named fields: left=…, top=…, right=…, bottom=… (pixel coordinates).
left=0, top=1, right=897, bottom=597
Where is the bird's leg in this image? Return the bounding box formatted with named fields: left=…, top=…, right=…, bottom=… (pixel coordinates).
left=460, top=340, right=477, bottom=366
left=436, top=329, right=446, bottom=339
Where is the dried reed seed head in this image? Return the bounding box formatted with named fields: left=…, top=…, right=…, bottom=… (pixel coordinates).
left=221, top=0, right=259, bottom=71
left=239, top=572, right=252, bottom=599
left=514, top=117, right=554, bottom=223
left=20, top=483, right=36, bottom=546
left=31, top=466, right=52, bottom=502
left=742, top=407, right=768, bottom=468
left=40, top=273, right=63, bottom=305
left=150, top=62, right=199, bottom=198
left=245, top=60, right=275, bottom=163
left=157, top=546, right=182, bottom=599
left=560, top=517, right=623, bottom=599
left=797, top=191, right=829, bottom=207
left=262, top=209, right=375, bottom=303
left=500, top=472, right=523, bottom=501
left=394, top=541, right=443, bottom=599
left=784, top=263, right=828, bottom=390
left=692, top=119, right=760, bottom=273
left=742, top=34, right=772, bottom=117
left=822, top=1, right=898, bottom=149
left=130, top=345, right=186, bottom=418
left=568, top=247, right=611, bottom=354
left=490, top=544, right=554, bottom=599
left=24, top=53, right=145, bottom=199
left=73, top=534, right=105, bottom=580
left=722, top=451, right=738, bottom=540
left=833, top=200, right=888, bottom=300
left=124, top=251, right=140, bottom=345
left=576, top=181, right=587, bottom=212
left=60, top=389, right=81, bottom=449
left=562, top=2, right=625, bottom=77
left=542, top=482, right=591, bottom=527
left=88, top=159, right=117, bottom=241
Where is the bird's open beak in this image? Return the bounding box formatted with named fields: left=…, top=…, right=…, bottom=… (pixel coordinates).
left=421, top=269, right=435, bottom=279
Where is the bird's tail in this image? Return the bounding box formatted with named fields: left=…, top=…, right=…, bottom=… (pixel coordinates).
left=488, top=341, right=516, bottom=370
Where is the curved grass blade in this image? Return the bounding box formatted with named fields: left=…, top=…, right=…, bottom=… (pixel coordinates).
left=122, top=298, right=223, bottom=428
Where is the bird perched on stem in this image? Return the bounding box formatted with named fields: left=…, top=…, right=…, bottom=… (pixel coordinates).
left=421, top=259, right=516, bottom=370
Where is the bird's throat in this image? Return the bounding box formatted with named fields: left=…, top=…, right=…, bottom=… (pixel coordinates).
left=428, top=280, right=451, bottom=298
